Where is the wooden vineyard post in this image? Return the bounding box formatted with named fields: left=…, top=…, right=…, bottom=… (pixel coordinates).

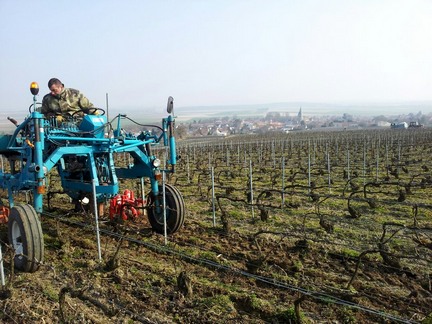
left=140, top=177, right=145, bottom=215
left=282, top=156, right=285, bottom=208
left=376, top=140, right=380, bottom=182
left=397, top=141, right=402, bottom=175
left=162, top=171, right=168, bottom=245
left=186, top=155, right=191, bottom=184
left=249, top=160, right=255, bottom=219
left=385, top=141, right=389, bottom=176
left=346, top=146, right=350, bottom=181
left=226, top=145, right=229, bottom=167
left=91, top=179, right=102, bottom=261
left=313, top=140, right=316, bottom=165
left=0, top=246, right=5, bottom=286
left=193, top=145, right=196, bottom=164
left=363, top=142, right=366, bottom=186
left=272, top=140, right=276, bottom=168
left=398, top=142, right=401, bottom=163
left=211, top=166, right=216, bottom=227
left=327, top=143, right=331, bottom=193
left=308, top=140, right=311, bottom=193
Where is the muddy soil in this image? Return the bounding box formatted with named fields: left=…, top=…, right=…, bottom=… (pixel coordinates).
left=0, top=195, right=430, bottom=323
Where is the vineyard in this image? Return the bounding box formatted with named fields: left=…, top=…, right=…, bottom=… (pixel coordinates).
left=170, top=128, right=432, bottom=322
left=0, top=127, right=431, bottom=323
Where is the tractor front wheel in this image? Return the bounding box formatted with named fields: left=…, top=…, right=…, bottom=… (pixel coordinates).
left=147, top=184, right=185, bottom=234
left=7, top=204, right=44, bottom=272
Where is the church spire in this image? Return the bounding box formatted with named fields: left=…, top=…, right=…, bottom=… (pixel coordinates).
left=297, top=107, right=303, bottom=121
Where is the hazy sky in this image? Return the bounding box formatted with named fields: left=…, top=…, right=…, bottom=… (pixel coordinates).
left=1, top=0, right=431, bottom=114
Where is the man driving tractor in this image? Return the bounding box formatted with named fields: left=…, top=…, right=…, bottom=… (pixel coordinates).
left=41, top=77, right=95, bottom=122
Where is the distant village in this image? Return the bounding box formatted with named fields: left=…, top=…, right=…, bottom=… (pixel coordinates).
left=175, top=108, right=430, bottom=139
left=1, top=107, right=427, bottom=138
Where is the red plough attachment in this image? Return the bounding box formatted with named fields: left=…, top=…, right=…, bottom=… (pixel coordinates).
left=0, top=206, right=10, bottom=224
left=109, top=189, right=145, bottom=221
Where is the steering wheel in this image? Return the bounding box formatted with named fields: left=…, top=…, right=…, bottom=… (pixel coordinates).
left=71, top=107, right=106, bottom=117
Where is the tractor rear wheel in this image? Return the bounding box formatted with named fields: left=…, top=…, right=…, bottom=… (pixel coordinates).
left=7, top=204, right=44, bottom=272
left=147, top=184, right=185, bottom=234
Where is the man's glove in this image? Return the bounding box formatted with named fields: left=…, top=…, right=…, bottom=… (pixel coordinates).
left=56, top=115, right=64, bottom=123
left=82, top=107, right=100, bottom=115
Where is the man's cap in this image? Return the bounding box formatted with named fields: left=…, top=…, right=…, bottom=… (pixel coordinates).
left=48, top=78, right=64, bottom=88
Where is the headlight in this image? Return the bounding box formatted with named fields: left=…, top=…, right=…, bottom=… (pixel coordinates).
left=152, top=158, right=161, bottom=168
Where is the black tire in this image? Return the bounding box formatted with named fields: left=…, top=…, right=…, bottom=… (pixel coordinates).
left=147, top=184, right=185, bottom=234
left=168, top=184, right=186, bottom=229
left=7, top=204, right=44, bottom=272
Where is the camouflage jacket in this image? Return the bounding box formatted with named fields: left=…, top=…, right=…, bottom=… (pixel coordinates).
left=41, top=88, right=94, bottom=117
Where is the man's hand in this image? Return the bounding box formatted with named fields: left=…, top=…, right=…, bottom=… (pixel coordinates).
left=56, top=115, right=64, bottom=123
left=82, top=107, right=100, bottom=115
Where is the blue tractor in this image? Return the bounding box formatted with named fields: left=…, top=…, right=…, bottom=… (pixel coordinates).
left=0, top=82, right=185, bottom=272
